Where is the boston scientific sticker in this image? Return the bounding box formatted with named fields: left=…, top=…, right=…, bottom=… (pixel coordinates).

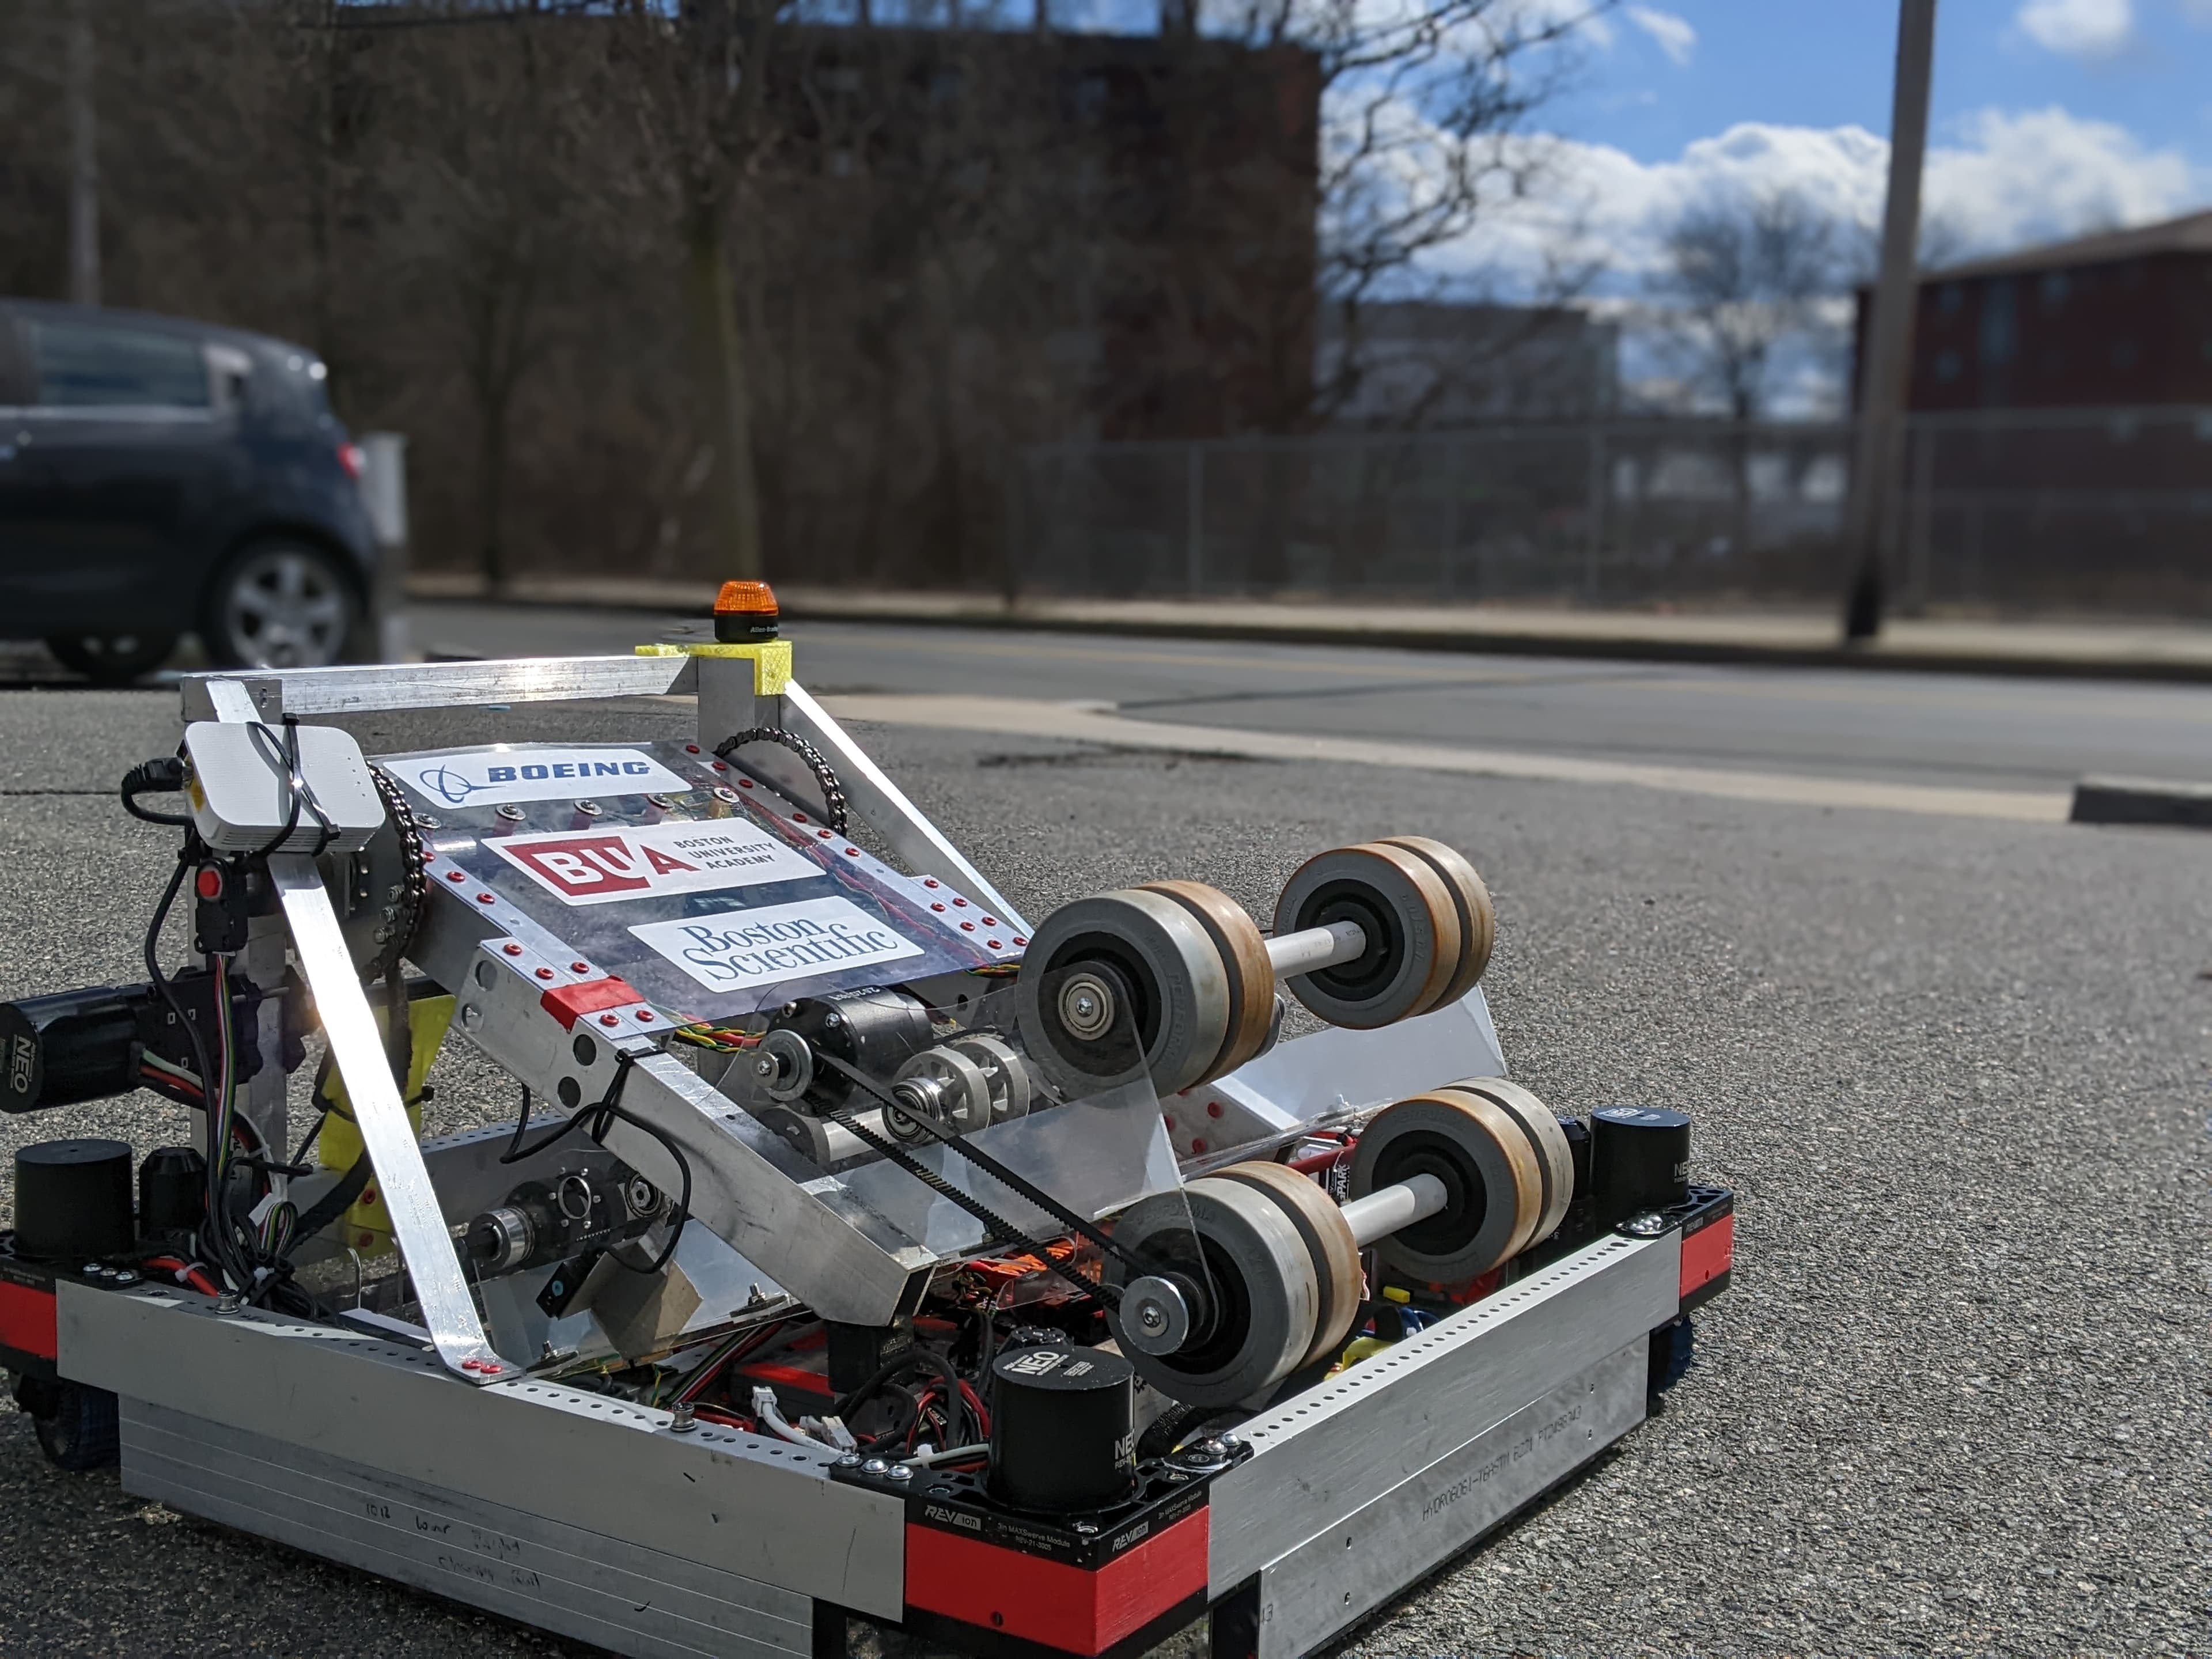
left=630, top=896, right=923, bottom=991
left=487, top=821, right=819, bottom=907
left=387, top=748, right=691, bottom=809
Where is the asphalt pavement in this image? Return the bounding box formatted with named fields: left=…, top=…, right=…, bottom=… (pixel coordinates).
left=412, top=601, right=2212, bottom=793
left=0, top=626, right=2204, bottom=1657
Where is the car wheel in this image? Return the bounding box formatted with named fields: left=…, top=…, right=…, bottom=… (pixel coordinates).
left=202, top=541, right=359, bottom=670
left=44, top=631, right=179, bottom=684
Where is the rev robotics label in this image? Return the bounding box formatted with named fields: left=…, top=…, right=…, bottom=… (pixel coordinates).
left=630, top=896, right=923, bottom=991
left=486, top=821, right=818, bottom=907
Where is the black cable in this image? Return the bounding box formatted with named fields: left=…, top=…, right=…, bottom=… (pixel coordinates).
left=120, top=756, right=192, bottom=827
left=495, top=1059, right=692, bottom=1275
left=287, top=1105, right=329, bottom=1173
left=141, top=853, right=246, bottom=1294
left=812, top=1050, right=1149, bottom=1290
left=834, top=1345, right=968, bottom=1448
left=291, top=1156, right=372, bottom=1243
left=244, top=715, right=338, bottom=860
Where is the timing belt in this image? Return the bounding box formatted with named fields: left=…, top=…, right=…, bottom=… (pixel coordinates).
left=810, top=1051, right=1142, bottom=1310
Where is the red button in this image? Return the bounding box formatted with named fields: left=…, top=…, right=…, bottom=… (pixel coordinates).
left=194, top=868, right=222, bottom=900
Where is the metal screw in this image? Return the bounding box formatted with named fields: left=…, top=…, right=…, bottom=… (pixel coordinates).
left=861, top=1457, right=889, bottom=1475
left=496, top=803, right=526, bottom=821
left=573, top=800, right=602, bottom=816
left=836, top=1452, right=863, bottom=1468
left=887, top=1464, right=913, bottom=1482
left=669, top=1402, right=698, bottom=1433
left=215, top=1290, right=244, bottom=1314
left=754, top=1055, right=777, bottom=1079
left=1620, top=1210, right=1668, bottom=1238
left=1073, top=1521, right=1099, bottom=1535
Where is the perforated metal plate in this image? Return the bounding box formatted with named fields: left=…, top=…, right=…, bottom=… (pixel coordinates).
left=378, top=741, right=1018, bottom=1018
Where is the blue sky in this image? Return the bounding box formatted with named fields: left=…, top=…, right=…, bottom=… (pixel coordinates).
left=1561, top=1, right=2211, bottom=184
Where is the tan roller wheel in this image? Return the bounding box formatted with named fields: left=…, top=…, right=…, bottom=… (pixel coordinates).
left=1445, top=1080, right=1572, bottom=1248
left=1350, top=1090, right=1541, bottom=1281
left=1141, top=881, right=1277, bottom=1086
left=1105, top=1177, right=1319, bottom=1407
left=1378, top=838, right=1495, bottom=1007
left=1214, top=1161, right=1363, bottom=1372
left=1273, top=842, right=1461, bottom=1028
left=1015, top=888, right=1233, bottom=1097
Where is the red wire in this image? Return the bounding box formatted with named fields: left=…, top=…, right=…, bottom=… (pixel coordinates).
left=957, top=1380, right=991, bottom=1438
left=142, top=1255, right=222, bottom=1297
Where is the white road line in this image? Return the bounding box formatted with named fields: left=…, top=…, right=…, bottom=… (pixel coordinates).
left=817, top=693, right=2074, bottom=824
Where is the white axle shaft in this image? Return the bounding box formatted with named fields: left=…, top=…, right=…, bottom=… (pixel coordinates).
left=1266, top=919, right=1366, bottom=979
left=1339, top=1171, right=1449, bottom=1248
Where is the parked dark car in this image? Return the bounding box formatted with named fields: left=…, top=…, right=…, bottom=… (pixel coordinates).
left=0, top=300, right=377, bottom=681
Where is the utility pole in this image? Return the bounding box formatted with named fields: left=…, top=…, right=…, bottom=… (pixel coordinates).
left=1840, top=0, right=1937, bottom=642
left=65, top=0, right=100, bottom=306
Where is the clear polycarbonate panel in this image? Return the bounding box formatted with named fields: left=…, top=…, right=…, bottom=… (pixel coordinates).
left=376, top=740, right=1017, bottom=1019
left=745, top=977, right=1205, bottom=1313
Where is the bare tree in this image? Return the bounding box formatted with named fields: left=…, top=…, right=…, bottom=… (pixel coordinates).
left=1277, top=0, right=1614, bottom=427
left=1647, top=190, right=1841, bottom=421
left=599, top=0, right=801, bottom=582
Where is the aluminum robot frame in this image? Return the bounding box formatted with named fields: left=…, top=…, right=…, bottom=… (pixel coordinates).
left=10, top=639, right=1734, bottom=1659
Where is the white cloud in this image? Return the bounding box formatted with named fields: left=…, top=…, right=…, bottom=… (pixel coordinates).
left=1440, top=104, right=2200, bottom=290
left=1626, top=5, right=1696, bottom=66
left=2014, top=0, right=2134, bottom=58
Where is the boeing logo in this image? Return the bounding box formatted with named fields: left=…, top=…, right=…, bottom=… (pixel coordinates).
left=417, top=765, right=488, bottom=805
left=395, top=748, right=690, bottom=810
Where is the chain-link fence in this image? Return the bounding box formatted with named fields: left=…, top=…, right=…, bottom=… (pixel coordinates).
left=1010, top=407, right=2212, bottom=613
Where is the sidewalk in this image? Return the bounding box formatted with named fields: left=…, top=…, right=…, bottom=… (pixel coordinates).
left=407, top=572, right=2212, bottom=683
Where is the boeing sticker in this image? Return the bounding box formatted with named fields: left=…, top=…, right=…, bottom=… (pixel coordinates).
left=630, top=897, right=923, bottom=991
left=388, top=748, right=691, bottom=809
left=487, top=821, right=819, bottom=907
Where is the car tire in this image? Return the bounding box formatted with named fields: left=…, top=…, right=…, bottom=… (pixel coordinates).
left=44, top=631, right=179, bottom=684
left=200, top=540, right=361, bottom=671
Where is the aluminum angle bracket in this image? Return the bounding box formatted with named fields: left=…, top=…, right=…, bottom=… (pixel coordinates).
left=270, top=855, right=508, bottom=1384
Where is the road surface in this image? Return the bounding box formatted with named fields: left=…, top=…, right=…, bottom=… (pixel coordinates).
left=0, top=616, right=2201, bottom=1657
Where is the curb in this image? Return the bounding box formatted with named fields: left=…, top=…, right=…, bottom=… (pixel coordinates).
left=404, top=579, right=2212, bottom=686
left=2070, top=776, right=2212, bottom=828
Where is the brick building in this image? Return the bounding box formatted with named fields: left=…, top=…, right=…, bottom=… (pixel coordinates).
left=1852, top=208, right=2212, bottom=613
left=1876, top=208, right=2212, bottom=411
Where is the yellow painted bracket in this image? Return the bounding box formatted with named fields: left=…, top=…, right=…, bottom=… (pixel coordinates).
left=317, top=991, right=455, bottom=1254
left=635, top=638, right=793, bottom=696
